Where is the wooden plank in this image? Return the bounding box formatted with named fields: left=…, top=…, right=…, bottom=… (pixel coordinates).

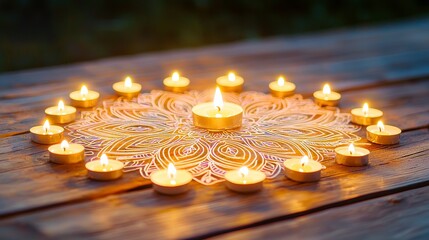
left=216, top=185, right=429, bottom=240
left=0, top=79, right=427, bottom=216
left=0, top=129, right=427, bottom=239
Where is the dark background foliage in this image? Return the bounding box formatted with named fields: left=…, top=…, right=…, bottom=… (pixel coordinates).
left=1, top=0, right=429, bottom=72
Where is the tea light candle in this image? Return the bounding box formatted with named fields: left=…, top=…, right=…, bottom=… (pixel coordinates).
left=86, top=154, right=124, bottom=180
left=335, top=143, right=370, bottom=167
left=112, top=76, right=142, bottom=98
left=49, top=140, right=84, bottom=164
left=224, top=166, right=266, bottom=193
left=45, top=100, right=76, bottom=124
left=69, top=85, right=100, bottom=108
left=269, top=76, right=296, bottom=98
left=163, top=71, right=190, bottom=93
left=313, top=84, right=341, bottom=106
left=284, top=156, right=322, bottom=182
left=150, top=163, right=193, bottom=195
left=30, top=120, right=64, bottom=144
left=216, top=72, right=244, bottom=92
left=351, top=103, right=383, bottom=126
left=192, top=87, right=243, bottom=130
left=366, top=120, right=401, bottom=145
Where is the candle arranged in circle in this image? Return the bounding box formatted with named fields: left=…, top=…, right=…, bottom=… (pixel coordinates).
left=112, top=76, right=142, bottom=98
left=351, top=102, right=383, bottom=126
left=86, top=154, right=124, bottom=180
left=69, top=85, right=99, bottom=108
left=335, top=143, right=370, bottom=167
left=269, top=76, right=296, bottom=98
left=284, top=156, right=322, bottom=182
left=366, top=120, right=401, bottom=145
left=150, top=163, right=193, bottom=195
left=30, top=120, right=64, bottom=144
left=163, top=71, right=190, bottom=93
left=192, top=87, right=243, bottom=130
left=313, top=84, right=341, bottom=106
left=216, top=72, right=244, bottom=92
left=224, top=166, right=266, bottom=193
left=49, top=140, right=85, bottom=164
left=45, top=100, right=76, bottom=124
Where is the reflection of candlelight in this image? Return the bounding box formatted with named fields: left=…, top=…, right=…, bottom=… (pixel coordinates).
left=277, top=76, right=285, bottom=86
left=125, top=76, right=132, bottom=88
left=348, top=143, right=355, bottom=155
left=228, top=72, right=236, bottom=82
left=377, top=120, right=385, bottom=132
left=43, top=120, right=50, bottom=134
left=61, top=140, right=69, bottom=152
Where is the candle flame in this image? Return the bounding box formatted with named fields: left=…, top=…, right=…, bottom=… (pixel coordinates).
left=362, top=103, right=369, bottom=116
left=300, top=156, right=309, bottom=167
left=348, top=143, right=355, bottom=155
left=100, top=154, right=109, bottom=166
left=239, top=166, right=249, bottom=178
left=277, top=76, right=285, bottom=86
left=43, top=120, right=50, bottom=133
left=213, top=87, right=224, bottom=111
left=228, top=72, right=236, bottom=82
left=168, top=163, right=177, bottom=185
left=377, top=120, right=385, bottom=132
left=61, top=140, right=69, bottom=151
left=58, top=100, right=65, bottom=112
left=124, top=76, right=132, bottom=88
left=323, top=84, right=331, bottom=95
left=172, top=72, right=180, bottom=81
left=81, top=85, right=88, bottom=97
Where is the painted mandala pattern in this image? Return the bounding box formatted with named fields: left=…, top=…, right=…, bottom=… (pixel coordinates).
left=66, top=90, right=360, bottom=185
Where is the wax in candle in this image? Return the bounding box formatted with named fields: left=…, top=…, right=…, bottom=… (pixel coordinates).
left=284, top=156, right=322, bottom=182
left=30, top=120, right=64, bottom=144
left=351, top=103, right=383, bottom=125
left=49, top=140, right=85, bottom=164
left=269, top=76, right=296, bottom=98
left=112, top=76, right=142, bottom=98
left=313, top=84, right=341, bottom=106
left=366, top=121, right=401, bottom=145
left=151, top=163, right=193, bottom=195
left=216, top=72, right=244, bottom=92
left=224, top=166, right=266, bottom=193
left=163, top=71, right=190, bottom=93
left=69, top=85, right=100, bottom=108
left=335, top=143, right=370, bottom=166
left=45, top=100, right=77, bottom=124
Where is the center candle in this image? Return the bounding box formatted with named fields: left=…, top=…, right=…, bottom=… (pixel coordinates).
left=30, top=120, right=64, bottom=144
left=192, top=87, right=243, bottom=130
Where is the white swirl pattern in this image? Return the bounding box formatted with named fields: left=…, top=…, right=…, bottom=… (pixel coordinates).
left=66, top=90, right=360, bottom=185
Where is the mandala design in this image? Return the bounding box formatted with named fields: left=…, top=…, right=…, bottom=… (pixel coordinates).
left=66, top=90, right=360, bottom=185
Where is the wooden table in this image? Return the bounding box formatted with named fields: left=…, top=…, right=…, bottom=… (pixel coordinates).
left=1, top=18, right=428, bottom=240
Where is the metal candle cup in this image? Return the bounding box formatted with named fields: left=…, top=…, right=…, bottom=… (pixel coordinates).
left=30, top=120, right=64, bottom=144
left=86, top=154, right=124, bottom=181
left=150, top=164, right=193, bottom=195
left=49, top=140, right=85, bottom=164
left=69, top=85, right=99, bottom=108
left=224, top=167, right=265, bottom=193
left=112, top=76, right=141, bottom=98
left=366, top=121, right=401, bottom=145
left=351, top=103, right=383, bottom=126
left=313, top=84, right=341, bottom=106
left=284, top=156, right=322, bottom=182
left=269, top=76, right=295, bottom=98
left=45, top=100, right=76, bottom=124
left=335, top=144, right=370, bottom=167
left=216, top=72, right=244, bottom=92
left=163, top=72, right=190, bottom=93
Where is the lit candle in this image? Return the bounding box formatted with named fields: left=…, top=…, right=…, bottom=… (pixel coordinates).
left=45, top=100, right=77, bottom=124
left=224, top=166, right=266, bottom=193
left=30, top=120, right=64, bottom=144
left=163, top=71, right=190, bottom=93
left=351, top=102, right=383, bottom=126
left=150, top=163, right=193, bottom=195
left=69, top=85, right=100, bottom=108
left=284, top=156, right=322, bottom=182
left=313, top=84, right=341, bottom=106
left=86, top=154, right=124, bottom=180
left=112, top=76, right=142, bottom=98
left=49, top=140, right=85, bottom=164
left=335, top=143, right=370, bottom=166
left=366, top=120, right=401, bottom=145
left=192, top=87, right=243, bottom=130
left=269, top=76, right=296, bottom=98
left=216, top=72, right=244, bottom=92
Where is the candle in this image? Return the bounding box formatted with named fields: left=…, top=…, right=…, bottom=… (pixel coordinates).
left=192, top=87, right=243, bottom=130
left=216, top=72, right=244, bottom=92
left=45, top=100, right=76, bottom=124
left=269, top=76, right=296, bottom=98
left=351, top=103, right=383, bottom=126
left=69, top=85, right=100, bottom=108
left=335, top=143, right=370, bottom=167
left=49, top=140, right=84, bottom=164
left=284, top=156, right=322, bottom=182
left=86, top=154, right=124, bottom=180
left=112, top=76, right=142, bottom=98
left=30, top=120, right=64, bottom=144
left=313, top=84, right=341, bottom=106
left=150, top=163, right=193, bottom=195
left=224, top=166, right=266, bottom=193
left=366, top=120, right=401, bottom=145
left=163, top=71, right=190, bottom=93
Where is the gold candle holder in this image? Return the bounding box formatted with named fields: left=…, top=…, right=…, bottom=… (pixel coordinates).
left=216, top=72, right=244, bottom=92
left=335, top=143, right=370, bottom=167
left=69, top=85, right=99, bottom=108
left=113, top=76, right=142, bottom=98
left=45, top=100, right=76, bottom=124
left=269, top=76, right=296, bottom=98
left=366, top=121, right=401, bottom=145
left=351, top=103, right=383, bottom=126
left=284, top=156, right=322, bottom=182
left=163, top=71, right=190, bottom=93
left=150, top=163, right=193, bottom=195
left=313, top=84, right=341, bottom=106
left=224, top=167, right=265, bottom=193
left=86, top=154, right=124, bottom=180
left=49, top=140, right=85, bottom=164
left=30, top=120, right=64, bottom=144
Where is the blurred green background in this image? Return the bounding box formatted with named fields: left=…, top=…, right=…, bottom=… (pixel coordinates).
left=1, top=0, right=429, bottom=72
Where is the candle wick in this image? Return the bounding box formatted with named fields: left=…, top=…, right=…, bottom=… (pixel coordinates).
left=349, top=151, right=353, bottom=155
left=217, top=106, right=221, bottom=112
left=63, top=147, right=66, bottom=152
left=379, top=127, right=382, bottom=132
